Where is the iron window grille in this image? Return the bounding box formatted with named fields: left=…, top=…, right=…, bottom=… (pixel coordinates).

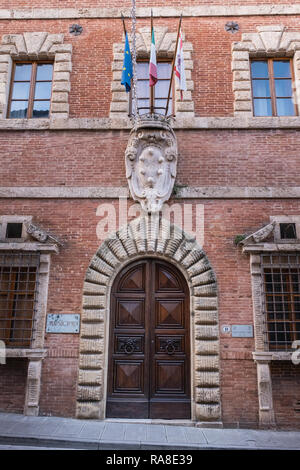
left=261, top=253, right=300, bottom=351
left=0, top=252, right=40, bottom=348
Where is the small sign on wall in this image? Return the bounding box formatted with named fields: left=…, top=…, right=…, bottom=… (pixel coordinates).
left=232, top=324, right=253, bottom=338
left=46, top=314, right=80, bottom=334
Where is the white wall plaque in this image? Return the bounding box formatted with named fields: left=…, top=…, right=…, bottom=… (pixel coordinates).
left=232, top=324, right=253, bottom=338
left=46, top=314, right=80, bottom=333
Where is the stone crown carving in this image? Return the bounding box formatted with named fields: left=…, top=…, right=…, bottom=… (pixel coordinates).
left=125, top=116, right=177, bottom=213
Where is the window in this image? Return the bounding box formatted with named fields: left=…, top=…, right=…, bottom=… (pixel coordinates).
left=280, top=223, right=297, bottom=240
left=262, top=253, right=300, bottom=350
left=6, top=223, right=23, bottom=239
left=0, top=252, right=39, bottom=347
left=133, top=61, right=173, bottom=115
left=250, top=59, right=296, bottom=117
left=8, top=62, right=53, bottom=119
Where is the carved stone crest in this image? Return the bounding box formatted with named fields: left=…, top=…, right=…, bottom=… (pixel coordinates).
left=125, top=116, right=178, bottom=213
left=26, top=222, right=63, bottom=246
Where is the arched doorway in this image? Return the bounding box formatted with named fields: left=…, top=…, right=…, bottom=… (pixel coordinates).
left=106, top=258, right=190, bottom=419
left=76, top=215, right=221, bottom=425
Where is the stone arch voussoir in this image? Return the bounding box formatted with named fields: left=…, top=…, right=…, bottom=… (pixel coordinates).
left=76, top=215, right=221, bottom=424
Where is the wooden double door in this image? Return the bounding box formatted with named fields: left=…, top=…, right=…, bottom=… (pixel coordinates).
left=106, top=258, right=191, bottom=419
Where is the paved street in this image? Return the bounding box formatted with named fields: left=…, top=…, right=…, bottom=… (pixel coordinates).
left=0, top=412, right=299, bottom=450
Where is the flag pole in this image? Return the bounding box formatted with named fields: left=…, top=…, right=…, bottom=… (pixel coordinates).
left=121, top=12, right=127, bottom=37
left=165, top=14, right=182, bottom=117
left=150, top=9, right=154, bottom=114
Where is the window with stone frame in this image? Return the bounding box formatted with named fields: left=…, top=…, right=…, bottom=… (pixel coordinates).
left=0, top=252, right=40, bottom=348
left=231, top=25, right=300, bottom=117
left=8, top=62, right=54, bottom=119
left=0, top=32, right=72, bottom=120
left=250, top=59, right=297, bottom=117
left=261, top=253, right=300, bottom=351
left=110, top=27, right=194, bottom=119
left=131, top=61, right=173, bottom=115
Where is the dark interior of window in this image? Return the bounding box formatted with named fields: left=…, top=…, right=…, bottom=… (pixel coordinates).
left=0, top=253, right=39, bottom=347
left=262, top=253, right=300, bottom=350
left=6, top=223, right=23, bottom=239
left=280, top=223, right=297, bottom=240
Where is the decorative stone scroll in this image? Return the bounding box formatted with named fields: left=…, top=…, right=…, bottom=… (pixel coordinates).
left=76, top=215, right=221, bottom=424
left=111, top=27, right=194, bottom=118
left=0, top=32, right=72, bottom=119
left=125, top=115, right=177, bottom=213
left=26, top=222, right=63, bottom=246
left=232, top=25, right=300, bottom=116
left=240, top=221, right=276, bottom=245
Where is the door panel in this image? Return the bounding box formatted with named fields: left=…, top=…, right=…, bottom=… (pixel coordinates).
left=106, top=259, right=190, bottom=419
left=116, top=300, right=145, bottom=327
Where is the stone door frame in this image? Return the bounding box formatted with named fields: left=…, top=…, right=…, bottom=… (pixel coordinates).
left=76, top=215, right=222, bottom=425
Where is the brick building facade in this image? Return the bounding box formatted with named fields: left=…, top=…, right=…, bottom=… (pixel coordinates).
left=0, top=1, right=300, bottom=429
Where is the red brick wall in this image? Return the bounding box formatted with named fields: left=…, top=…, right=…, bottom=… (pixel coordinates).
left=0, top=3, right=300, bottom=427
left=221, top=359, right=259, bottom=428
left=0, top=359, right=28, bottom=414
left=1, top=129, right=300, bottom=187
left=0, top=199, right=299, bottom=425
left=0, top=1, right=298, bottom=8
left=0, top=15, right=300, bottom=117
left=271, top=362, right=300, bottom=429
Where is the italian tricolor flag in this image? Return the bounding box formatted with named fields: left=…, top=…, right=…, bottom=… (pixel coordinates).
left=149, top=28, right=158, bottom=87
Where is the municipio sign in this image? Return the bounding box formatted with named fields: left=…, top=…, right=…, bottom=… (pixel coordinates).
left=232, top=324, right=253, bottom=338
left=46, top=314, right=80, bottom=334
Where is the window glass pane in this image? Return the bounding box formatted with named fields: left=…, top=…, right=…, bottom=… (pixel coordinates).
left=34, top=82, right=52, bottom=100
left=11, top=82, right=30, bottom=100
left=36, top=63, right=53, bottom=81
left=137, top=99, right=149, bottom=114
left=137, top=63, right=148, bottom=79
left=137, top=80, right=149, bottom=98
left=273, top=60, right=291, bottom=78
left=14, top=64, right=32, bottom=81
left=155, top=80, right=170, bottom=98
left=155, top=98, right=172, bottom=115
left=253, top=98, right=272, bottom=116
left=252, top=79, right=270, bottom=98
left=275, top=79, right=293, bottom=97
left=157, top=62, right=171, bottom=79
left=276, top=98, right=295, bottom=116
left=9, top=101, right=28, bottom=118
left=251, top=61, right=269, bottom=78
left=32, top=100, right=50, bottom=118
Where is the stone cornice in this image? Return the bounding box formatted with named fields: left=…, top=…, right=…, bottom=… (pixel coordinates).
left=6, top=348, right=48, bottom=359
left=1, top=186, right=300, bottom=199
left=2, top=116, right=300, bottom=131
left=252, top=351, right=293, bottom=361
left=0, top=242, right=59, bottom=253
left=1, top=6, right=300, bottom=20
left=243, top=243, right=300, bottom=253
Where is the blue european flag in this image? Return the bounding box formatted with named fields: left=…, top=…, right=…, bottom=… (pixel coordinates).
left=121, top=32, right=133, bottom=93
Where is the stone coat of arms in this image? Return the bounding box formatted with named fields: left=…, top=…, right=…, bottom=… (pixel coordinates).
left=125, top=117, right=178, bottom=213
